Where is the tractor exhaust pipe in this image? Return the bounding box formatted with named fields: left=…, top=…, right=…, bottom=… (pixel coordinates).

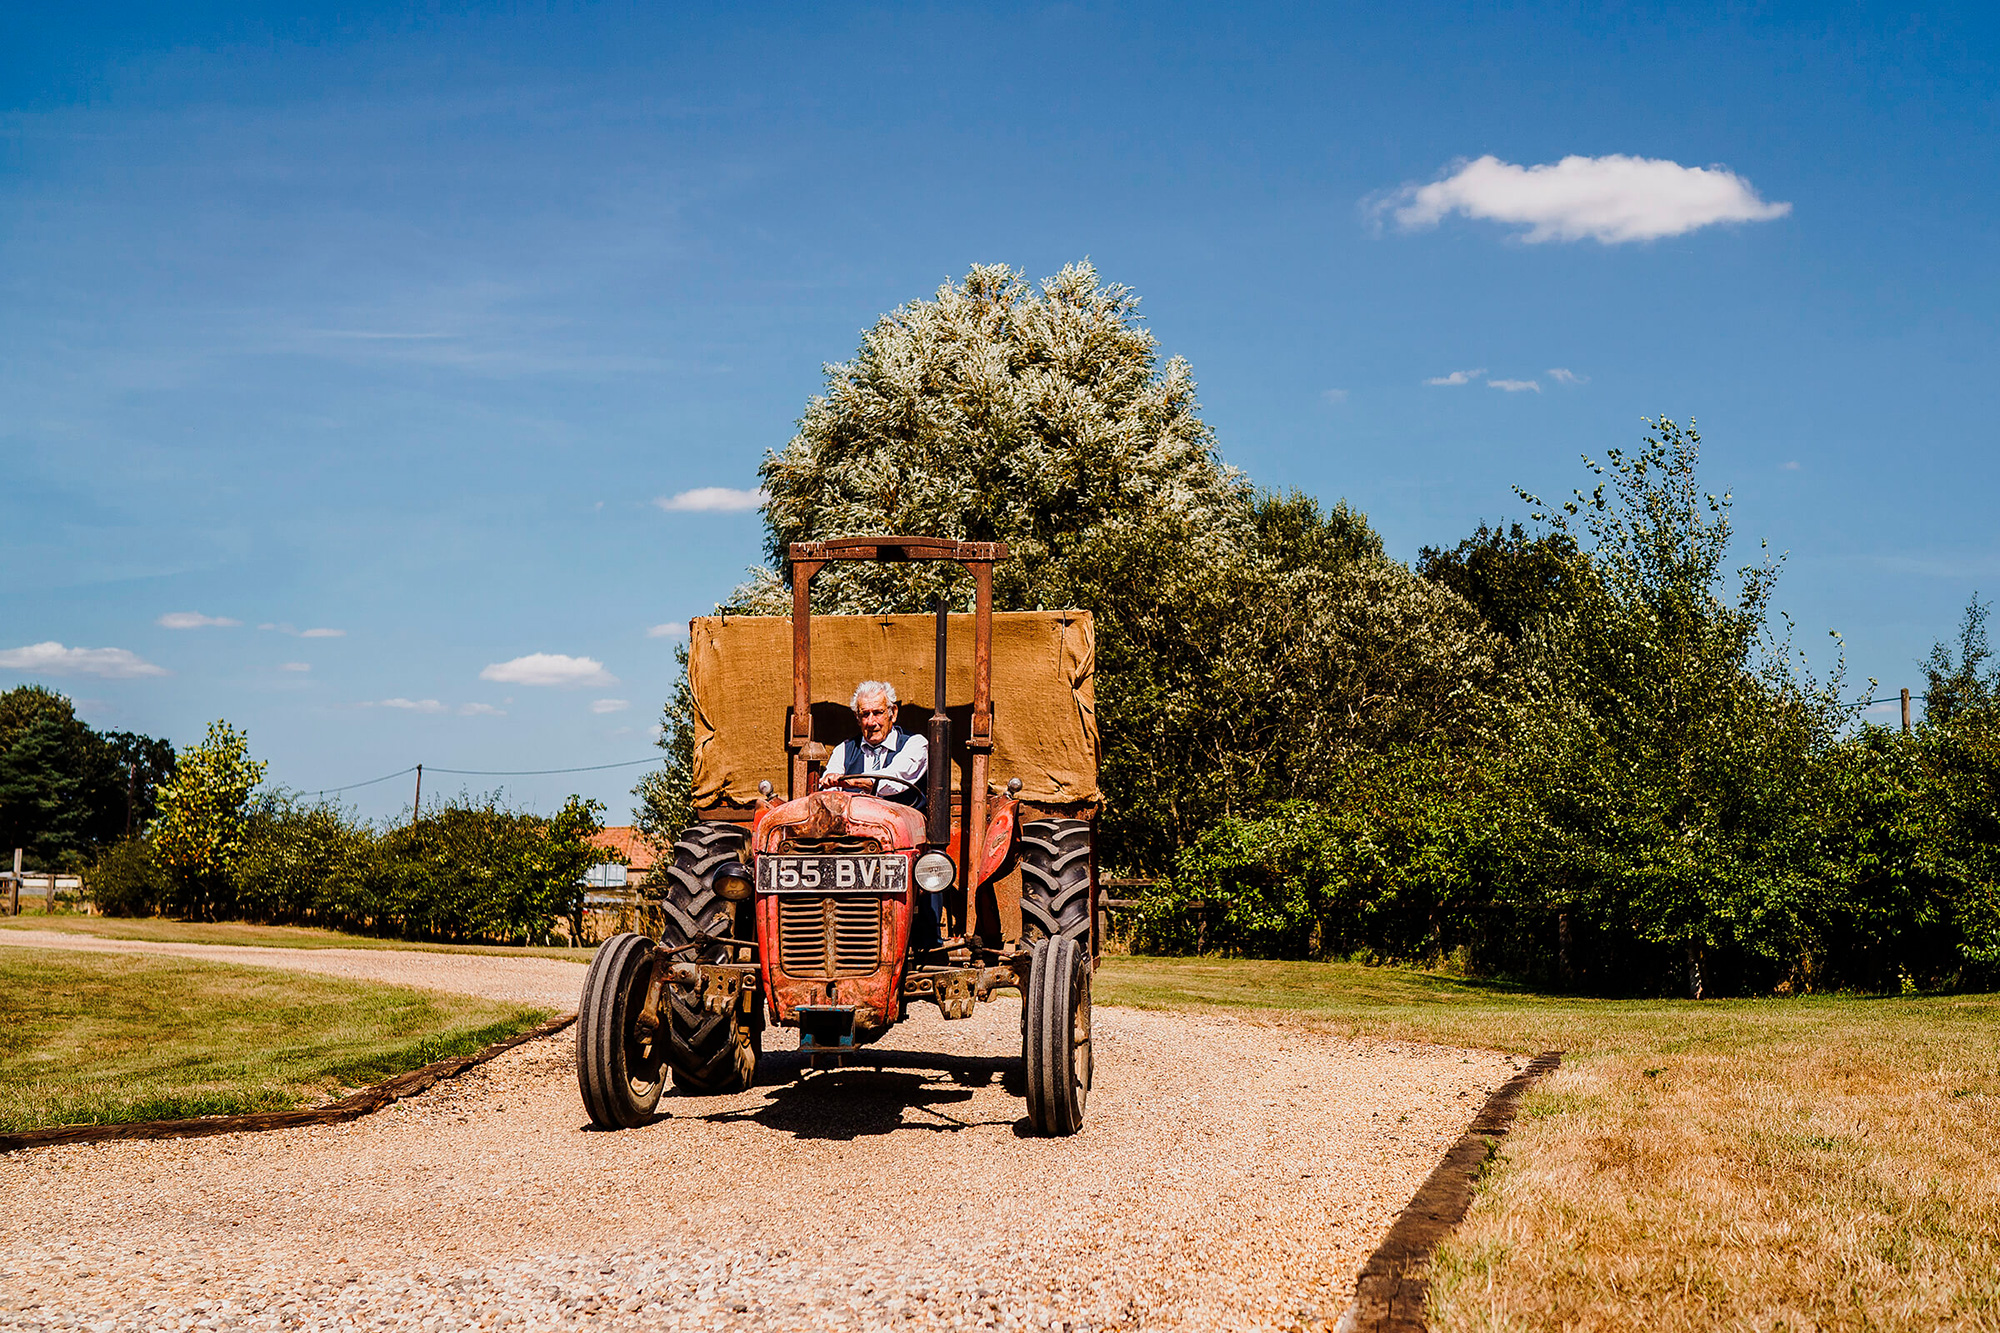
left=927, top=594, right=951, bottom=846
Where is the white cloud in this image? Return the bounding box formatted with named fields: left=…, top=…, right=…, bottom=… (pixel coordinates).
left=1426, top=368, right=1486, bottom=386
left=654, top=486, right=766, bottom=513
left=1783, top=461, right=1802, bottom=471
left=279, top=662, right=311, bottom=672
left=590, top=698, right=631, bottom=714
left=1488, top=378, right=1542, bottom=393
left=158, top=611, right=240, bottom=630
left=0, top=642, right=168, bottom=679
left=459, top=702, right=506, bottom=716
left=371, top=697, right=446, bottom=713
left=480, top=652, right=618, bottom=688
left=259, top=623, right=346, bottom=638
left=1547, top=367, right=1588, bottom=386
left=1320, top=388, right=1349, bottom=405
left=1378, top=154, right=1791, bottom=244
left=646, top=622, right=688, bottom=639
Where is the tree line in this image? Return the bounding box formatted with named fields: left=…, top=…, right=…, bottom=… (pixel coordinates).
left=0, top=707, right=607, bottom=947
left=634, top=261, right=2000, bottom=996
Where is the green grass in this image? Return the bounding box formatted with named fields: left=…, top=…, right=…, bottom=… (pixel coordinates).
left=1097, top=956, right=2000, bottom=1333
left=0, top=951, right=550, bottom=1133
left=0, top=913, right=596, bottom=959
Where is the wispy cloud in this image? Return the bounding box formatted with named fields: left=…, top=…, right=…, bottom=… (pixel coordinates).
left=1375, top=154, right=1791, bottom=244
left=654, top=486, right=765, bottom=513
left=259, top=623, right=346, bottom=638
left=0, top=642, right=168, bottom=679
left=158, top=611, right=240, bottom=630
left=1426, top=367, right=1486, bottom=386
left=369, top=697, right=447, bottom=713
left=459, top=702, right=506, bottom=716
left=480, top=652, right=617, bottom=688
left=590, top=698, right=631, bottom=715
left=1489, top=378, right=1542, bottom=393
left=646, top=622, right=688, bottom=639
left=1783, top=461, right=1802, bottom=471
left=279, top=661, right=311, bottom=672
left=1320, top=388, right=1349, bottom=405
left=1547, top=367, right=1588, bottom=386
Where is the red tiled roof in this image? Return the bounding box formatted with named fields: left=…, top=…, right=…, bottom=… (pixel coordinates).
left=589, top=826, right=658, bottom=871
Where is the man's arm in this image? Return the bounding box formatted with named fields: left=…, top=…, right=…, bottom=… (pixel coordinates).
left=872, top=733, right=929, bottom=795
left=818, top=740, right=850, bottom=787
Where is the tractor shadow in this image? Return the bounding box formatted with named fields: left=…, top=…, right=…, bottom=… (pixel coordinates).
left=690, top=1049, right=1026, bottom=1140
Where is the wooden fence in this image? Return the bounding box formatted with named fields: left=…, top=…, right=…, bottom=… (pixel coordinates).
left=2, top=872, right=83, bottom=916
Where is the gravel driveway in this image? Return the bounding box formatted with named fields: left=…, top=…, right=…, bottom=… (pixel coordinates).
left=0, top=935, right=1516, bottom=1332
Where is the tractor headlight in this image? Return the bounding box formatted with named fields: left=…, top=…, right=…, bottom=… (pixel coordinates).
left=914, top=851, right=956, bottom=892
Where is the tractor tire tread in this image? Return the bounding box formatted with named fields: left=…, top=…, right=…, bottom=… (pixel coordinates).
left=1017, top=818, right=1093, bottom=948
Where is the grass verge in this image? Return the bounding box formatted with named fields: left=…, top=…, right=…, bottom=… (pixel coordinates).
left=0, top=913, right=594, bottom=960
left=0, top=950, right=550, bottom=1133
left=1097, top=956, right=2000, bottom=1333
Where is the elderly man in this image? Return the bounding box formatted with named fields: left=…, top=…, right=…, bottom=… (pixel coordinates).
left=818, top=680, right=929, bottom=810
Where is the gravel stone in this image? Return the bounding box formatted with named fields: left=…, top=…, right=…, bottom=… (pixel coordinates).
left=0, top=937, right=1511, bottom=1330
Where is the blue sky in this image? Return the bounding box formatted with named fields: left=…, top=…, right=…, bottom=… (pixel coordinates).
left=4, top=2, right=1996, bottom=821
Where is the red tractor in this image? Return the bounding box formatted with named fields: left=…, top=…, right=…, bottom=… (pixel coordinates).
left=578, top=537, right=1100, bottom=1135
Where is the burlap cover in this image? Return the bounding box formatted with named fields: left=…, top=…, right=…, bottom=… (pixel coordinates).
left=689, top=611, right=1098, bottom=806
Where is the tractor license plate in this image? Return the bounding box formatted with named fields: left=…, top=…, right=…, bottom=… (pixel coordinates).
left=759, top=855, right=908, bottom=894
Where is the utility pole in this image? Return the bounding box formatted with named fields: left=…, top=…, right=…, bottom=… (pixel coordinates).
left=1901, top=688, right=1912, bottom=735
left=412, top=764, right=423, bottom=823
left=125, top=759, right=138, bottom=839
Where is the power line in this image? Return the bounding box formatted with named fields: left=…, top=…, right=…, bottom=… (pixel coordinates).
left=307, top=756, right=659, bottom=797
left=426, top=757, right=662, bottom=777
left=313, top=765, right=418, bottom=797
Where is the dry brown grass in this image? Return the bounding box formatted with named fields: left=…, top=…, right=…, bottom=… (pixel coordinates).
left=1099, top=958, right=2000, bottom=1332
left=1431, top=1019, right=2000, bottom=1333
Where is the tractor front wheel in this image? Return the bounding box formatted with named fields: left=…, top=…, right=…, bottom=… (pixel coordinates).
left=576, top=931, right=665, bottom=1129
left=656, top=821, right=759, bottom=1094
left=1023, top=934, right=1092, bottom=1136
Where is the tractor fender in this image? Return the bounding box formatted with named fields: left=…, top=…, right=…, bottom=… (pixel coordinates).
left=975, top=796, right=1018, bottom=886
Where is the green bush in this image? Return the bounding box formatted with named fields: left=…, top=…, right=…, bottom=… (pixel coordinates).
left=226, top=791, right=603, bottom=945
left=86, top=836, right=167, bottom=918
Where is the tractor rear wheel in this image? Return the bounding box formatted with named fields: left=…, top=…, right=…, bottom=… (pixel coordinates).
left=654, top=821, right=759, bottom=1094
left=1020, top=818, right=1092, bottom=948
left=1023, top=934, right=1092, bottom=1136
left=576, top=931, right=664, bottom=1128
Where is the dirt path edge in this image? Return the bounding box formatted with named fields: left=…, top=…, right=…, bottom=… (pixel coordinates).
left=1334, top=1050, right=1563, bottom=1333
left=0, top=1012, right=577, bottom=1154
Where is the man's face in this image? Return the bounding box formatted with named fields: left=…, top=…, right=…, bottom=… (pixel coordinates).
left=855, top=693, right=894, bottom=745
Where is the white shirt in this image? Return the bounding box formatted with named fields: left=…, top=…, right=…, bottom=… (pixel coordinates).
left=824, top=727, right=929, bottom=797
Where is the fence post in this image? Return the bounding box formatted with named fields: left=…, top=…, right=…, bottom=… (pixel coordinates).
left=7, top=849, right=19, bottom=917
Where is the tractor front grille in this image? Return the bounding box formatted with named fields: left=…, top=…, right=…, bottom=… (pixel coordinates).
left=780, top=834, right=883, bottom=855
left=778, top=896, right=882, bottom=977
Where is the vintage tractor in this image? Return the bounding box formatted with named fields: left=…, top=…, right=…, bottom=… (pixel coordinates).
left=577, top=537, right=1100, bottom=1136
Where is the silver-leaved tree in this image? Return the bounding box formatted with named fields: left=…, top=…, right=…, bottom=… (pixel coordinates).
left=639, top=262, right=1501, bottom=870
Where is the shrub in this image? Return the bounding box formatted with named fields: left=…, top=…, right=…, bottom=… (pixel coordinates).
left=87, top=837, right=167, bottom=918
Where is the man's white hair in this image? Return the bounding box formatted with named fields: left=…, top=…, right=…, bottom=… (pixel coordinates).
left=850, top=680, right=898, bottom=714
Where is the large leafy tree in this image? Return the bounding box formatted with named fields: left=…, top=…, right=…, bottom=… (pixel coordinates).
left=150, top=719, right=267, bottom=920
left=0, top=685, right=175, bottom=867
left=1510, top=419, right=1852, bottom=993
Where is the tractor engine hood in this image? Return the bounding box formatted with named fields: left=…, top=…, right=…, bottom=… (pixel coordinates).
left=754, top=790, right=928, bottom=853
